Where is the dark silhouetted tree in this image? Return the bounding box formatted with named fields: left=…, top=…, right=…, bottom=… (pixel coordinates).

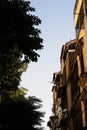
left=0, top=0, right=43, bottom=62
left=0, top=0, right=43, bottom=97
left=0, top=1, right=45, bottom=129
left=0, top=94, right=45, bottom=130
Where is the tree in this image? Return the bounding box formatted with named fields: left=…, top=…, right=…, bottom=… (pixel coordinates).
left=0, top=94, right=45, bottom=130
left=0, top=0, right=43, bottom=97
left=0, top=0, right=43, bottom=62
left=0, top=46, right=28, bottom=99
left=0, top=2, right=45, bottom=129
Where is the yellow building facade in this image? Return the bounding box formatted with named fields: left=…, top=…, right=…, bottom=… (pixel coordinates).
left=47, top=1, right=87, bottom=130
left=74, top=0, right=87, bottom=129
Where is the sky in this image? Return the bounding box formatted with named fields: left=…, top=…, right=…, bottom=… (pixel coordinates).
left=20, top=0, right=76, bottom=129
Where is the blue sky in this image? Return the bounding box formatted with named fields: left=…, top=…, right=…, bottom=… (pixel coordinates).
left=20, top=0, right=76, bottom=129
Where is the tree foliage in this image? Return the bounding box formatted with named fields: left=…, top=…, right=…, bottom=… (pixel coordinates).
left=0, top=1, right=45, bottom=129
left=0, top=0, right=43, bottom=93
left=0, top=46, right=28, bottom=99
left=0, top=95, right=45, bottom=130
left=0, top=0, right=43, bottom=62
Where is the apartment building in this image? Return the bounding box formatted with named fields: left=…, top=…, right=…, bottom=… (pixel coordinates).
left=60, top=39, right=82, bottom=130
left=47, top=0, right=87, bottom=130
left=47, top=39, right=78, bottom=130
left=74, top=0, right=87, bottom=129
left=47, top=71, right=63, bottom=130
